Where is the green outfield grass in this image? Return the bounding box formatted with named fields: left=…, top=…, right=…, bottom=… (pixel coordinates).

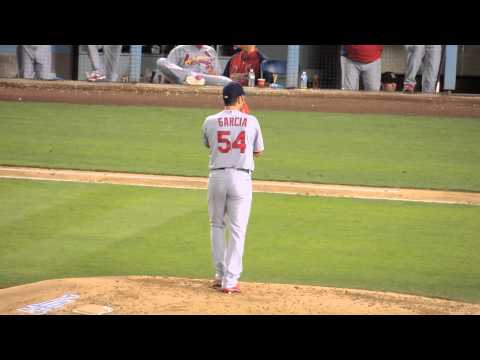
left=1, top=178, right=479, bottom=303
left=0, top=101, right=479, bottom=191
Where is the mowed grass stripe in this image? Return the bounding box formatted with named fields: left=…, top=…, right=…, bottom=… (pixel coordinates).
left=0, top=101, right=480, bottom=191
left=1, top=178, right=479, bottom=303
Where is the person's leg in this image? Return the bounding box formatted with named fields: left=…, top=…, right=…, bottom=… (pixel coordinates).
left=87, top=45, right=105, bottom=74
left=361, top=58, right=382, bottom=91
left=343, top=57, right=360, bottom=90
left=35, top=45, right=54, bottom=80
left=20, top=46, right=35, bottom=79
left=422, top=45, right=442, bottom=93
left=156, top=57, right=189, bottom=83
left=404, top=45, right=425, bottom=89
left=208, top=171, right=228, bottom=283
left=223, top=170, right=253, bottom=289
left=202, top=74, right=233, bottom=87
left=157, top=57, right=232, bottom=86
left=104, top=45, right=122, bottom=82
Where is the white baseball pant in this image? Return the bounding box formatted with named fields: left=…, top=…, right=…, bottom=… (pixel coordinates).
left=87, top=45, right=122, bottom=82
left=19, top=45, right=54, bottom=80
left=343, top=57, right=382, bottom=91
left=404, top=45, right=442, bottom=93
left=208, top=168, right=253, bottom=289
left=156, top=58, right=232, bottom=86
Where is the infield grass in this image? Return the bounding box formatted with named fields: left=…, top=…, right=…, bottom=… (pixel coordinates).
left=1, top=178, right=479, bottom=303
left=1, top=101, right=480, bottom=191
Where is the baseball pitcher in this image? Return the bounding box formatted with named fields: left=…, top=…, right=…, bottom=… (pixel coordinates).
left=202, top=82, right=264, bottom=294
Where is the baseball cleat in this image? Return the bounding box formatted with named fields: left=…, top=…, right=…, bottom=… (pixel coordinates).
left=403, top=83, right=415, bottom=93
left=185, top=74, right=206, bottom=86
left=222, top=284, right=241, bottom=294
left=87, top=71, right=107, bottom=82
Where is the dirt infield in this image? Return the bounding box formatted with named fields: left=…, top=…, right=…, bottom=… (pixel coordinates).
left=2, top=166, right=480, bottom=205
left=1, top=276, right=479, bottom=315
left=1, top=79, right=480, bottom=118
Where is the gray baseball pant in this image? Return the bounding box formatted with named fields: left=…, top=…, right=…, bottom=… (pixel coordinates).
left=208, top=169, right=253, bottom=289
left=19, top=45, right=54, bottom=80
left=156, top=58, right=232, bottom=86
left=404, top=45, right=442, bottom=93
left=87, top=45, right=122, bottom=82
left=87, top=45, right=104, bottom=73
left=422, top=45, right=442, bottom=93
left=343, top=57, right=382, bottom=91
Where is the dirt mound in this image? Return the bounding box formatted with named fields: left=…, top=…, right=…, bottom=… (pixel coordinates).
left=1, top=276, right=479, bottom=315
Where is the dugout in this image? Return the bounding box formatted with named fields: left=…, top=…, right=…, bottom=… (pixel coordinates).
left=1, top=45, right=480, bottom=93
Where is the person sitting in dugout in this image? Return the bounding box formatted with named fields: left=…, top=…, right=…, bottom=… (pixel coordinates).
left=156, top=44, right=232, bottom=86
left=381, top=72, right=398, bottom=92
left=223, top=45, right=267, bottom=87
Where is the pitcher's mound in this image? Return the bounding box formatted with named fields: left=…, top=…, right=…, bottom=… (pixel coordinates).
left=1, top=276, right=479, bottom=315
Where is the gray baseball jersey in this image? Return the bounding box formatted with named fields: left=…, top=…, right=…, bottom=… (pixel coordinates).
left=168, top=45, right=222, bottom=75
left=202, top=109, right=264, bottom=171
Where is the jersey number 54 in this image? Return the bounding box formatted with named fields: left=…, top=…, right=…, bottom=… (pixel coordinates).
left=217, top=131, right=246, bottom=154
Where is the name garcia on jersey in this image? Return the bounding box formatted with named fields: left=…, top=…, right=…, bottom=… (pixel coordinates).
left=217, top=116, right=248, bottom=128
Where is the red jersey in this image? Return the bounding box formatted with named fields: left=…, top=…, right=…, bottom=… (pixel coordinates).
left=344, top=45, right=383, bottom=64
left=223, top=49, right=266, bottom=86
